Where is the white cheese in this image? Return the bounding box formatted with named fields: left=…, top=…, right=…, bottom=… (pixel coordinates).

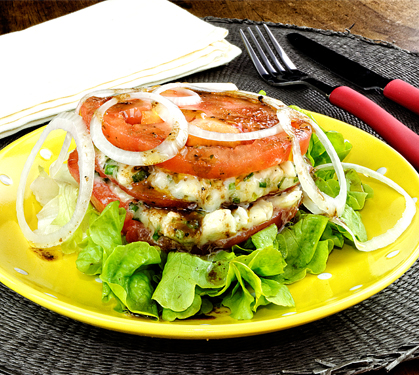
left=266, top=189, right=302, bottom=208
left=132, top=185, right=302, bottom=248
left=95, top=148, right=298, bottom=211
left=247, top=200, right=274, bottom=228
left=232, top=206, right=249, bottom=229
left=200, top=209, right=237, bottom=244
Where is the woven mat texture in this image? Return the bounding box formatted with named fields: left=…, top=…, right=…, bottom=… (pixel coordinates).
left=0, top=18, right=418, bottom=375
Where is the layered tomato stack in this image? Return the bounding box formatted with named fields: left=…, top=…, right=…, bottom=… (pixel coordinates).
left=68, top=85, right=312, bottom=254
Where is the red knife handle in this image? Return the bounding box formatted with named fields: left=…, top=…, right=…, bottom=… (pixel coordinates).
left=329, top=86, right=419, bottom=170
left=383, top=79, right=419, bottom=115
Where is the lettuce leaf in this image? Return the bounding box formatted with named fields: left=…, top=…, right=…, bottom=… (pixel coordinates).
left=307, top=131, right=352, bottom=167
left=221, top=263, right=257, bottom=320
left=312, top=167, right=373, bottom=245
left=31, top=165, right=79, bottom=242
left=273, top=214, right=330, bottom=284
left=152, top=225, right=295, bottom=320
left=314, top=168, right=373, bottom=212
left=70, top=204, right=362, bottom=320
left=60, top=205, right=98, bottom=254
left=76, top=201, right=125, bottom=275
left=290, top=105, right=352, bottom=167
left=162, top=293, right=204, bottom=321
left=100, top=241, right=162, bottom=318
left=220, top=260, right=294, bottom=320
left=250, top=223, right=278, bottom=249
left=152, top=251, right=229, bottom=312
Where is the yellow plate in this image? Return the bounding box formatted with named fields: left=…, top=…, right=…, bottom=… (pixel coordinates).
left=0, top=112, right=418, bottom=340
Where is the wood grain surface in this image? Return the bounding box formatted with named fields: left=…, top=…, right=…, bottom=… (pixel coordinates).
left=0, top=1, right=418, bottom=374
left=172, top=0, right=419, bottom=53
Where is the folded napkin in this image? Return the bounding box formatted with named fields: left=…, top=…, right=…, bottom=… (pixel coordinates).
left=0, top=0, right=241, bottom=138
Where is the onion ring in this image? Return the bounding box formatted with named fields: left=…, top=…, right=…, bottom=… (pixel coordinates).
left=16, top=112, right=95, bottom=248
left=316, top=162, right=416, bottom=251
left=153, top=83, right=288, bottom=142
left=275, top=106, right=347, bottom=217
left=90, top=92, right=189, bottom=166
left=188, top=89, right=287, bottom=142
left=75, top=88, right=137, bottom=115
left=152, top=82, right=239, bottom=95
left=49, top=131, right=72, bottom=178
left=157, top=87, right=202, bottom=107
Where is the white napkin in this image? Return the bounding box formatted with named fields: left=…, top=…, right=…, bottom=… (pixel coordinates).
left=0, top=0, right=241, bottom=138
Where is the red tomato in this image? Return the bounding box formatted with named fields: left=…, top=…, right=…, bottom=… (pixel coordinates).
left=69, top=149, right=195, bottom=210
left=79, top=96, right=170, bottom=152
left=160, top=119, right=310, bottom=179
left=67, top=150, right=135, bottom=233
left=79, top=91, right=312, bottom=179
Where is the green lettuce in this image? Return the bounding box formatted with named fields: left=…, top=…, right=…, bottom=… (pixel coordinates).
left=290, top=105, right=352, bottom=167
left=68, top=197, right=370, bottom=321
left=100, top=241, right=162, bottom=318
left=151, top=229, right=296, bottom=321
left=272, top=214, right=331, bottom=284
left=75, top=201, right=126, bottom=275
left=312, top=167, right=373, bottom=243
left=71, top=201, right=164, bottom=317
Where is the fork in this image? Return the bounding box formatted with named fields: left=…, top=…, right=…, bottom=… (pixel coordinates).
left=240, top=25, right=332, bottom=96
left=240, top=25, right=419, bottom=170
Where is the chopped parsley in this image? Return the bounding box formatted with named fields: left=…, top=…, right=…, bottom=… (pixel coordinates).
left=243, top=172, right=254, bottom=181
left=104, top=163, right=118, bottom=176
left=152, top=230, right=160, bottom=242
left=132, top=169, right=150, bottom=183
left=129, top=202, right=139, bottom=212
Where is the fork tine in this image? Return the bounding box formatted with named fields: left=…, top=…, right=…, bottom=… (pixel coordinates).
left=262, top=24, right=297, bottom=71
left=245, top=28, right=278, bottom=76
left=254, top=26, right=286, bottom=73
left=239, top=29, right=270, bottom=78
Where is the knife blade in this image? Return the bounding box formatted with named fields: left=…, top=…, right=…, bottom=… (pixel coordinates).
left=287, top=32, right=419, bottom=115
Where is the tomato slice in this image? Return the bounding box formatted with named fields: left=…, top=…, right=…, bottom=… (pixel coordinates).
left=80, top=96, right=170, bottom=152
left=69, top=149, right=196, bottom=209
left=67, top=149, right=136, bottom=234
left=80, top=91, right=312, bottom=179
left=160, top=119, right=310, bottom=179
left=123, top=195, right=300, bottom=252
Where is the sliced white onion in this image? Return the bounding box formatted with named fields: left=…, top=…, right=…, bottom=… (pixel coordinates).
left=152, top=83, right=245, bottom=110
left=316, top=162, right=416, bottom=251
left=90, top=92, right=188, bottom=166
left=152, top=82, right=239, bottom=95
left=188, top=89, right=286, bottom=142
left=16, top=112, right=95, bottom=248
left=160, top=88, right=202, bottom=107
left=187, top=123, right=284, bottom=142
left=276, top=106, right=347, bottom=217
left=75, top=88, right=137, bottom=115
left=49, top=131, right=72, bottom=177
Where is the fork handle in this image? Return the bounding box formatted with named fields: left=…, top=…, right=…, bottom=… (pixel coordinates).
left=383, top=79, right=419, bottom=115
left=329, top=86, right=419, bottom=170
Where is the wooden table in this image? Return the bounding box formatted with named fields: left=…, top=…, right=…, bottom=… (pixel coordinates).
left=0, top=1, right=418, bottom=374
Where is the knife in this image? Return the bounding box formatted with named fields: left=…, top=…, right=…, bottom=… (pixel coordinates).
left=287, top=32, right=419, bottom=115
left=287, top=32, right=419, bottom=170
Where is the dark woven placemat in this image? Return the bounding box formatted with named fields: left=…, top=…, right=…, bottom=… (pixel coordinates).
left=1, top=18, right=419, bottom=375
